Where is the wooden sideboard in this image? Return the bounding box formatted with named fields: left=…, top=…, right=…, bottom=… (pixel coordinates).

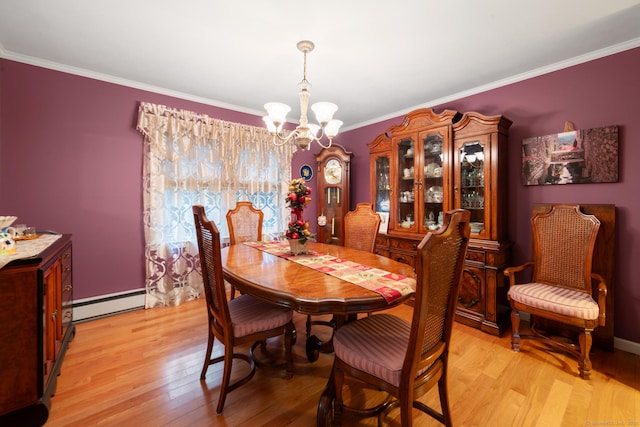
left=0, top=235, right=74, bottom=426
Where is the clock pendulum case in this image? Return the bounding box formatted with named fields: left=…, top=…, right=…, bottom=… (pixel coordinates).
left=315, top=144, right=352, bottom=245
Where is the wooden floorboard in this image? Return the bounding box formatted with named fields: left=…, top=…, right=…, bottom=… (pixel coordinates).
left=45, top=299, right=640, bottom=426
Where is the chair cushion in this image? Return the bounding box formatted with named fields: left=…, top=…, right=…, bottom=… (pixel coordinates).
left=508, top=282, right=599, bottom=320
left=333, top=314, right=411, bottom=387
left=228, top=294, right=293, bottom=337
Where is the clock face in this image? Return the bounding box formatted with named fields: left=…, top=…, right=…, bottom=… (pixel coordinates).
left=324, top=159, right=342, bottom=184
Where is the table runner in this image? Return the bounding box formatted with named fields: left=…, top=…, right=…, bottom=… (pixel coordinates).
left=0, top=234, right=62, bottom=270
left=243, top=241, right=415, bottom=303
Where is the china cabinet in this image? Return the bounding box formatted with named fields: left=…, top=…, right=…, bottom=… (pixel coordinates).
left=452, top=112, right=512, bottom=335
left=316, top=144, right=351, bottom=245
left=0, top=235, right=74, bottom=426
left=368, top=108, right=460, bottom=267
left=369, top=109, right=512, bottom=335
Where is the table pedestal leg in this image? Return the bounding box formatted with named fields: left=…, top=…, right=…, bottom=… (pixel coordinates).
left=305, top=314, right=355, bottom=362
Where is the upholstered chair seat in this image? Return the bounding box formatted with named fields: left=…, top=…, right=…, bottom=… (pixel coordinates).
left=228, top=294, right=294, bottom=337
left=333, top=314, right=431, bottom=387
left=508, top=282, right=600, bottom=320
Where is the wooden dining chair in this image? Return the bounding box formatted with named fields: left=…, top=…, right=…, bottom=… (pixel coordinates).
left=343, top=203, right=381, bottom=253
left=192, top=205, right=295, bottom=414
left=306, top=203, right=381, bottom=338
left=505, top=204, right=607, bottom=379
left=226, top=201, right=264, bottom=245
left=320, top=209, right=470, bottom=427
left=225, top=201, right=264, bottom=298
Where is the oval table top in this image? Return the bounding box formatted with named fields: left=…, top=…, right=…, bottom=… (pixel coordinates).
left=221, top=241, right=416, bottom=315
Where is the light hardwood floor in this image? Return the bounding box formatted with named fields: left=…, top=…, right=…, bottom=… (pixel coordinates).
left=46, top=299, right=639, bottom=426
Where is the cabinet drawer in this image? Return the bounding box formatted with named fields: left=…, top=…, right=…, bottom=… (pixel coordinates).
left=390, top=252, right=415, bottom=267
left=376, top=235, right=390, bottom=246
left=374, top=248, right=390, bottom=258
left=465, top=249, right=485, bottom=264
left=390, top=238, right=418, bottom=251
left=61, top=248, right=72, bottom=275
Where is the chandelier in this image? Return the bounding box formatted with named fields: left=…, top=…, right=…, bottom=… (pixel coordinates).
left=263, top=40, right=342, bottom=151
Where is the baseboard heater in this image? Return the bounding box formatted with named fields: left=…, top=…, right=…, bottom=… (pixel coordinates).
left=73, top=289, right=146, bottom=322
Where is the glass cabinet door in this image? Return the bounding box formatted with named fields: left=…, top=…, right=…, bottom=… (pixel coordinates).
left=458, top=140, right=487, bottom=236
left=374, top=155, right=391, bottom=214
left=396, top=137, right=416, bottom=231
left=421, top=131, right=445, bottom=232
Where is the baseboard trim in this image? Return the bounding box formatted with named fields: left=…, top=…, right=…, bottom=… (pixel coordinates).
left=73, top=289, right=145, bottom=322
left=613, top=337, right=640, bottom=355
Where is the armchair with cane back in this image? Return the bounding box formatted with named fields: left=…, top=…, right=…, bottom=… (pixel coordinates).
left=319, top=209, right=470, bottom=427
left=193, top=205, right=294, bottom=413
left=505, top=204, right=607, bottom=379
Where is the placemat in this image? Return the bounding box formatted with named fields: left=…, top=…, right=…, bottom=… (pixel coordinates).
left=243, top=241, right=415, bottom=303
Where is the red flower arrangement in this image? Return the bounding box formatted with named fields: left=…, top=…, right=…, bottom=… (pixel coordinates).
left=285, top=178, right=314, bottom=243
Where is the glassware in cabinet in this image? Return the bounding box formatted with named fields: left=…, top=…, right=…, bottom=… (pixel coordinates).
left=396, top=137, right=417, bottom=230
left=421, top=130, right=446, bottom=232
left=458, top=140, right=487, bottom=236
left=375, top=156, right=391, bottom=213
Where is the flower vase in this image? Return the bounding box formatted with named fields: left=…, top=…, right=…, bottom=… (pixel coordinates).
left=288, top=239, right=309, bottom=255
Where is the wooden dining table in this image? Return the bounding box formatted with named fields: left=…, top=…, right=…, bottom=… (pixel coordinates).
left=221, top=241, right=415, bottom=318
left=220, top=241, right=416, bottom=425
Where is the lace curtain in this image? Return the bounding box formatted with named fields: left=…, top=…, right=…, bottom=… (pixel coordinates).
left=136, top=102, right=296, bottom=308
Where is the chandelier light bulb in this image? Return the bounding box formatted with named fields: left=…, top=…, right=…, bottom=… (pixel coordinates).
left=311, top=102, right=338, bottom=125
left=307, top=124, right=321, bottom=138
left=264, top=102, right=291, bottom=126
left=324, top=120, right=343, bottom=139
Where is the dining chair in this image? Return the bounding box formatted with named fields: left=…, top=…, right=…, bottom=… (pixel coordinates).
left=320, top=209, right=470, bottom=427
left=505, top=204, right=607, bottom=379
left=306, top=203, right=381, bottom=338
left=192, top=205, right=295, bottom=413
left=226, top=201, right=264, bottom=245
left=343, top=202, right=381, bottom=253
left=226, top=201, right=264, bottom=298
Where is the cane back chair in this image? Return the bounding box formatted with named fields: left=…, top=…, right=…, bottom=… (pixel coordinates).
left=226, top=201, right=264, bottom=244
left=193, top=205, right=294, bottom=413
left=343, top=203, right=381, bottom=253
left=505, top=204, right=607, bottom=379
left=320, top=209, right=470, bottom=426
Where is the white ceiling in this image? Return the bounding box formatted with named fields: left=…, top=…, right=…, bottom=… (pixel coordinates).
left=1, top=1, right=640, bottom=130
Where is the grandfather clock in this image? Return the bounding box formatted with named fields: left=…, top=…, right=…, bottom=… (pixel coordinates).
left=316, top=144, right=351, bottom=245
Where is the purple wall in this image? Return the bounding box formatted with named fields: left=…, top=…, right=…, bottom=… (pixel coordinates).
left=1, top=47, right=638, bottom=343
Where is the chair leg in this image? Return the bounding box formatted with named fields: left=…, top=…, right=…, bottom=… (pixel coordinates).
left=438, top=372, right=452, bottom=426
left=285, top=321, right=295, bottom=377
left=511, top=309, right=521, bottom=351
left=216, top=345, right=235, bottom=414
left=200, top=327, right=214, bottom=379
left=578, top=329, right=593, bottom=379
left=399, top=389, right=413, bottom=427
left=333, top=364, right=345, bottom=426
